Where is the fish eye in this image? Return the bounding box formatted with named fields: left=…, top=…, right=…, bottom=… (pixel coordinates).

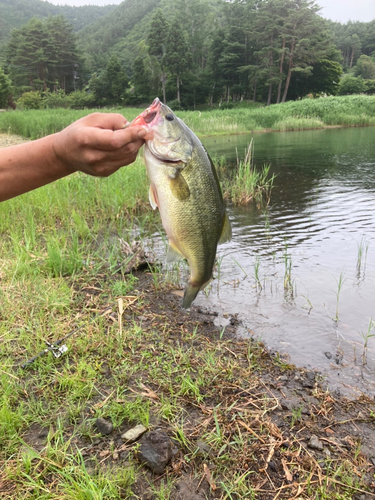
left=165, top=113, right=174, bottom=121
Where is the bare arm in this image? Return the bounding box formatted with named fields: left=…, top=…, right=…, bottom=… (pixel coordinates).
left=0, top=112, right=147, bottom=202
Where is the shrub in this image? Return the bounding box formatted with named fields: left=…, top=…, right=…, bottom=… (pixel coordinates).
left=16, top=91, right=42, bottom=110
left=338, top=75, right=367, bottom=95
left=69, top=90, right=95, bottom=109
left=365, top=79, right=375, bottom=95
left=42, top=89, right=72, bottom=109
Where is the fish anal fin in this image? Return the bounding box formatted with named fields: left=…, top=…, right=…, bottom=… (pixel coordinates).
left=166, top=243, right=184, bottom=263
left=218, top=212, right=232, bottom=244
left=149, top=185, right=158, bottom=210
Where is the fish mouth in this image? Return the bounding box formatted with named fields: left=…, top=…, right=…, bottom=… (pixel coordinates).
left=132, top=98, right=162, bottom=127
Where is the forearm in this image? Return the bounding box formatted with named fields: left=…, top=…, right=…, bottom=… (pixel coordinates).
left=0, top=113, right=147, bottom=203
left=0, top=134, right=72, bottom=202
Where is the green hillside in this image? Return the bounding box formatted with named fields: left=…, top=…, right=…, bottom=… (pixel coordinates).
left=0, top=0, right=374, bottom=109
left=0, top=0, right=116, bottom=42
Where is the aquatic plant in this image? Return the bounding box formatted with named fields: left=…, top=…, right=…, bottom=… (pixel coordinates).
left=224, top=140, right=275, bottom=206
left=359, top=318, right=375, bottom=365
left=333, top=271, right=346, bottom=323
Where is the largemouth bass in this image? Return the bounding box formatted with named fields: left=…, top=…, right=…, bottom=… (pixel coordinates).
left=132, top=98, right=231, bottom=308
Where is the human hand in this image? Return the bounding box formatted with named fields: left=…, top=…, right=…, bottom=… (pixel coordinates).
left=52, top=112, right=147, bottom=177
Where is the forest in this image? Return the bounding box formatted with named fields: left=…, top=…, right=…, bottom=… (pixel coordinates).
left=0, top=0, right=374, bottom=109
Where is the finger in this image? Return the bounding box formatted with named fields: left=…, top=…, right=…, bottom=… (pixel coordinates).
left=81, top=126, right=146, bottom=151
left=81, top=153, right=139, bottom=177
left=80, top=112, right=129, bottom=131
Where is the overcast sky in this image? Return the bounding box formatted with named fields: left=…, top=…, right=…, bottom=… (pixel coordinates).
left=44, top=0, right=375, bottom=24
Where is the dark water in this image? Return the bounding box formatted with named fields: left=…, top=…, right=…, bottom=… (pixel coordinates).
left=198, top=127, right=375, bottom=397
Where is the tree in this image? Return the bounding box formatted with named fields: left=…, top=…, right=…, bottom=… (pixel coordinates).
left=5, top=16, right=82, bottom=95
left=147, top=10, right=169, bottom=103
left=132, top=56, right=151, bottom=101
left=164, top=19, right=191, bottom=104
left=354, top=55, right=375, bottom=80
left=338, top=75, right=367, bottom=95
left=89, top=55, right=128, bottom=105
left=0, top=66, right=11, bottom=107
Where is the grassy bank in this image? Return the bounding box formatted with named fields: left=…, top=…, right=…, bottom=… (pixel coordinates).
left=0, top=95, right=375, bottom=140
left=1, top=253, right=375, bottom=499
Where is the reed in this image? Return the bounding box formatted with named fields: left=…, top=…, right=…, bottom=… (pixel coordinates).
left=359, top=318, right=375, bottom=365
left=225, top=140, right=275, bottom=206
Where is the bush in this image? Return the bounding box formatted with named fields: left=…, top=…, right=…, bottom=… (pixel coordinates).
left=69, top=90, right=95, bottom=109
left=338, top=75, right=367, bottom=95
left=365, top=79, right=375, bottom=95
left=16, top=91, right=43, bottom=110
left=42, top=89, right=72, bottom=109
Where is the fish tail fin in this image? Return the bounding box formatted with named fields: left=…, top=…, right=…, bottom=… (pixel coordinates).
left=182, top=278, right=212, bottom=309
left=182, top=284, right=201, bottom=310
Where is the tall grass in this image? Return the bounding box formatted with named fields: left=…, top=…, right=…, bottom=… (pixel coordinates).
left=0, top=107, right=143, bottom=140
left=1, top=96, right=375, bottom=140
left=220, top=140, right=275, bottom=206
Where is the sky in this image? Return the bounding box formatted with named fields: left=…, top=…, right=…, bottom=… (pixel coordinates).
left=43, top=0, right=375, bottom=24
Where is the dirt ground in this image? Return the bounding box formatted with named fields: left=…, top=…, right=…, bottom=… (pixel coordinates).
left=0, top=132, right=29, bottom=147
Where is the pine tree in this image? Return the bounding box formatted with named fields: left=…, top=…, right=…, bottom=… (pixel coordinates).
left=0, top=66, right=11, bottom=107
left=147, top=10, right=169, bottom=103
left=164, top=20, right=191, bottom=103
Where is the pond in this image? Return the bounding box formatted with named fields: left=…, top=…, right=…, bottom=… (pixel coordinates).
left=201, top=126, right=375, bottom=397
left=146, top=126, right=375, bottom=396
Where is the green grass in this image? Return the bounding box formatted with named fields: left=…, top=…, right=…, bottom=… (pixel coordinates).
left=215, top=140, right=275, bottom=206
left=1, top=95, right=375, bottom=140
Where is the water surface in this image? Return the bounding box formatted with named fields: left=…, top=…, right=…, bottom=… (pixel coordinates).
left=199, top=127, right=375, bottom=397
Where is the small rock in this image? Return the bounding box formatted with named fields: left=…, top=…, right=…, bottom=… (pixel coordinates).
left=95, top=418, right=113, bottom=435
left=308, top=434, right=324, bottom=451
left=324, top=351, right=332, bottom=359
left=121, top=424, right=147, bottom=443
left=138, top=429, right=172, bottom=474
left=305, top=371, right=315, bottom=380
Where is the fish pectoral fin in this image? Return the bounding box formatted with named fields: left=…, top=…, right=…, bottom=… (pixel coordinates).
left=218, top=212, right=232, bottom=244
left=166, top=243, right=184, bottom=263
left=168, top=171, right=190, bottom=201
left=149, top=185, right=158, bottom=210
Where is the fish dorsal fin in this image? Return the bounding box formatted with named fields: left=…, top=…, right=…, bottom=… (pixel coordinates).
left=218, top=212, right=232, bottom=244
left=168, top=170, right=190, bottom=201
left=149, top=185, right=158, bottom=210
left=166, top=243, right=184, bottom=263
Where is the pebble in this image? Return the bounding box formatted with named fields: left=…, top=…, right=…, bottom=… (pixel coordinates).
left=308, top=434, right=324, bottom=451
left=121, top=424, right=147, bottom=443
left=95, top=418, right=113, bottom=435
